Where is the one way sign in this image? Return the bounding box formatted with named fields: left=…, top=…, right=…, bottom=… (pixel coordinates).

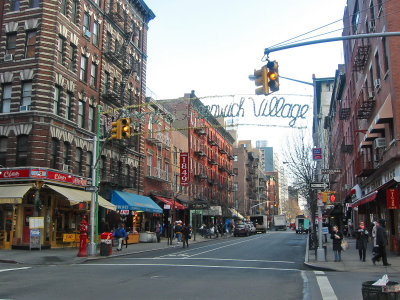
left=310, top=182, right=330, bottom=189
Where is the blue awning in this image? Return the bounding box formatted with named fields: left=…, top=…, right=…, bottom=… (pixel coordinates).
left=111, top=190, right=162, bottom=213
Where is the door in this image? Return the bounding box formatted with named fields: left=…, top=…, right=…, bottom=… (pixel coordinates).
left=22, top=207, right=33, bottom=244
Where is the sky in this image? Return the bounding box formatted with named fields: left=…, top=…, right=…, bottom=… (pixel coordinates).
left=144, top=0, right=348, bottom=153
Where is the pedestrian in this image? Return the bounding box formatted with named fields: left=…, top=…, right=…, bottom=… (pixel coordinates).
left=175, top=221, right=182, bottom=245
left=113, top=223, right=128, bottom=251
left=200, top=224, right=205, bottom=237
left=182, top=223, right=191, bottom=248
left=355, top=221, right=368, bottom=261
left=330, top=225, right=343, bottom=262
left=155, top=221, right=162, bottom=243
left=372, top=219, right=390, bottom=266
left=370, top=221, right=379, bottom=261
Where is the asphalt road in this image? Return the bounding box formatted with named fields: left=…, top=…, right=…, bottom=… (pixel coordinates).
left=1, top=232, right=392, bottom=300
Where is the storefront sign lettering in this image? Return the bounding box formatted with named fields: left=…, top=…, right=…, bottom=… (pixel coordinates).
left=180, top=152, right=189, bottom=186
left=0, top=169, right=30, bottom=179
left=387, top=189, right=399, bottom=209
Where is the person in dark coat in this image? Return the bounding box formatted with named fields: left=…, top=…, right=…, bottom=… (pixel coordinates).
left=372, top=219, right=390, bottom=266
left=355, top=221, right=368, bottom=261
left=330, top=225, right=343, bottom=262
left=181, top=224, right=191, bottom=248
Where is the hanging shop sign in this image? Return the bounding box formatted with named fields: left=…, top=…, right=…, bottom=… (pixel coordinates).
left=387, top=189, right=399, bottom=209
left=180, top=152, right=189, bottom=186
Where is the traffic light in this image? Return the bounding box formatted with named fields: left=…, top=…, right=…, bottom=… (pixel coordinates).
left=330, top=194, right=336, bottom=203
left=120, top=118, right=130, bottom=139
left=254, top=66, right=269, bottom=95
left=266, top=60, right=279, bottom=93
left=322, top=192, right=328, bottom=203
left=111, top=119, right=121, bottom=140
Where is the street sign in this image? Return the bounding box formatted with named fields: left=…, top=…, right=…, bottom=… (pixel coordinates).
left=85, top=186, right=98, bottom=192
left=310, top=182, right=329, bottom=189
left=312, top=148, right=322, bottom=160
left=317, top=192, right=324, bottom=207
left=321, top=169, right=342, bottom=174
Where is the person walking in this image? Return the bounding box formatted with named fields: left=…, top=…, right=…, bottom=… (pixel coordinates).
left=330, top=225, right=343, bottom=262
left=372, top=219, right=390, bottom=266
left=175, top=221, right=182, bottom=245
left=355, top=221, right=368, bottom=261
left=182, top=223, right=191, bottom=248
left=155, top=221, right=162, bottom=243
left=113, top=223, right=128, bottom=251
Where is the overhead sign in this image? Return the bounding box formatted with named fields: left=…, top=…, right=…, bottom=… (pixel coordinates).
left=321, top=169, right=342, bottom=174
left=310, top=182, right=329, bottom=189
left=312, top=148, right=322, bottom=160
left=180, top=152, right=189, bottom=186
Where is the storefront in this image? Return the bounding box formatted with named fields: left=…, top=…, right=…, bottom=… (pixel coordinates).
left=0, top=168, right=116, bottom=249
left=111, top=190, right=163, bottom=243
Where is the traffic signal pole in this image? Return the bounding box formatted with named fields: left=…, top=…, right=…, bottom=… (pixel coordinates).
left=264, top=32, right=400, bottom=55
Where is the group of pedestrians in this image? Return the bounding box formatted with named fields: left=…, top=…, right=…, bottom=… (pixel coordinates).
left=330, top=219, right=390, bottom=266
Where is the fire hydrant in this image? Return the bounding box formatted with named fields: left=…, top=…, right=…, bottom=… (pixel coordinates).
left=77, top=215, right=88, bottom=257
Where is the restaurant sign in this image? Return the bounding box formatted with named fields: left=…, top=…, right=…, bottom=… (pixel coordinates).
left=387, top=189, right=399, bottom=209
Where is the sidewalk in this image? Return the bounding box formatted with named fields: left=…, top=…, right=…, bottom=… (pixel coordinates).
left=0, top=234, right=217, bottom=266
left=304, top=236, right=400, bottom=273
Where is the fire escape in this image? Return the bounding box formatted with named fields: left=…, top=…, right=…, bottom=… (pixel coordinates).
left=356, top=89, right=375, bottom=120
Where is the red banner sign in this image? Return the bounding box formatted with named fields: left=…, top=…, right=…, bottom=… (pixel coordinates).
left=387, top=189, right=399, bottom=209
left=180, top=152, right=189, bottom=186
left=0, top=169, right=30, bottom=179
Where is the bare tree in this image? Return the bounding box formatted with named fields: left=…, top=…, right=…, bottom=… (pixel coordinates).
left=281, top=130, right=316, bottom=227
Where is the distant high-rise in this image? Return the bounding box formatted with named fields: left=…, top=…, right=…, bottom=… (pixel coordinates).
left=256, top=141, right=274, bottom=172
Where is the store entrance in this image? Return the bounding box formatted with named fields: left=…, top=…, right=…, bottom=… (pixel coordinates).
left=22, top=207, right=33, bottom=244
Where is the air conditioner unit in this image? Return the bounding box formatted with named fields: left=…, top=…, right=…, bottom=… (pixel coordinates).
left=367, top=20, right=376, bottom=32
left=373, top=138, right=386, bottom=149
left=4, top=53, right=13, bottom=62
left=20, top=105, right=31, bottom=111
left=374, top=79, right=381, bottom=89
left=135, top=75, right=140, bottom=81
left=367, top=91, right=374, bottom=99
left=62, top=164, right=69, bottom=172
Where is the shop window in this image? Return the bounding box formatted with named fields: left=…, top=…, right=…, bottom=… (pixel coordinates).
left=50, top=138, right=59, bottom=169
left=16, top=135, right=29, bottom=166
left=0, top=137, right=7, bottom=167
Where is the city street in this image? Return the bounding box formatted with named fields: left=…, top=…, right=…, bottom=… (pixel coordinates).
left=1, top=232, right=397, bottom=300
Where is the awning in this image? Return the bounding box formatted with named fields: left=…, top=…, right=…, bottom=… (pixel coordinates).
left=0, top=184, right=33, bottom=204
left=350, top=191, right=377, bottom=208
left=369, top=122, right=385, bottom=134
left=375, top=94, right=393, bottom=124
left=228, top=208, right=244, bottom=219
left=153, top=196, right=185, bottom=210
left=111, top=190, right=162, bottom=213
left=45, top=184, right=116, bottom=211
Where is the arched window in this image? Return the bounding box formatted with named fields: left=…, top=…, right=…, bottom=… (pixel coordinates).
left=63, top=142, right=70, bottom=166
left=0, top=137, right=7, bottom=167
left=50, top=138, right=59, bottom=169
left=74, top=147, right=82, bottom=175
left=86, top=151, right=92, bottom=178
left=16, top=135, right=29, bottom=166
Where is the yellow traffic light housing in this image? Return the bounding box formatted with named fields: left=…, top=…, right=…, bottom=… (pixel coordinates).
left=254, top=66, right=269, bottom=95
left=111, top=119, right=121, bottom=140
left=267, top=60, right=279, bottom=93
left=322, top=192, right=327, bottom=203
left=120, top=118, right=130, bottom=139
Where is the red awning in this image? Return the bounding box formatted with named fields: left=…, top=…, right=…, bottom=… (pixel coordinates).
left=154, top=196, right=185, bottom=210
left=350, top=191, right=378, bottom=208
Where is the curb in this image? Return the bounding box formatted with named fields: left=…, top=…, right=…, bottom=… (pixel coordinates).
left=303, top=261, right=339, bottom=272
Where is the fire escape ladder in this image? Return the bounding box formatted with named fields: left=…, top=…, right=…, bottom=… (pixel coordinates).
left=352, top=43, right=370, bottom=73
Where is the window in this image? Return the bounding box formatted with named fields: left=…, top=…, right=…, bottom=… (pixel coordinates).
left=16, top=135, right=29, bottom=166
left=165, top=162, right=169, bottom=181
left=147, top=153, right=153, bottom=176
left=233, top=155, right=238, bottom=161
left=99, top=116, right=105, bottom=138
left=0, top=137, right=7, bottom=167
left=50, top=138, right=59, bottom=169
left=21, top=82, right=32, bottom=108
left=83, top=12, right=90, bottom=36
left=68, top=43, right=77, bottom=72
left=173, top=147, right=177, bottom=164
left=382, top=37, right=389, bottom=74
left=57, top=36, right=65, bottom=64
left=106, top=32, right=112, bottom=52
left=10, top=0, right=20, bottom=11
left=100, top=155, right=106, bottom=180
left=375, top=51, right=381, bottom=80
left=29, top=0, right=39, bottom=8
left=61, top=0, right=68, bottom=16
left=93, top=21, right=99, bottom=47
left=88, top=105, right=94, bottom=132
left=80, top=55, right=88, bottom=82
left=63, top=142, right=70, bottom=166
left=71, top=0, right=78, bottom=24
left=1, top=84, right=12, bottom=113
left=25, top=31, right=36, bottom=59
left=6, top=33, right=17, bottom=55
left=53, top=86, right=61, bottom=115
left=85, top=151, right=92, bottom=178
left=104, top=71, right=110, bottom=90
left=78, top=100, right=84, bottom=128
left=352, top=1, right=360, bottom=34
left=74, top=147, right=82, bottom=175
left=90, top=63, right=97, bottom=88
left=65, top=92, right=72, bottom=120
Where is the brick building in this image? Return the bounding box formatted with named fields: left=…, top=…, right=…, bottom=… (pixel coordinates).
left=0, top=0, right=155, bottom=249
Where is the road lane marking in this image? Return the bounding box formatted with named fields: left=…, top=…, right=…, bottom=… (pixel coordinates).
left=314, top=271, right=338, bottom=300
left=119, top=257, right=295, bottom=264
left=0, top=267, right=31, bottom=273
left=82, top=263, right=301, bottom=272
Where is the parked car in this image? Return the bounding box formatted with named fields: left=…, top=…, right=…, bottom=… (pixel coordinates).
left=234, top=223, right=249, bottom=237
left=245, top=222, right=256, bottom=235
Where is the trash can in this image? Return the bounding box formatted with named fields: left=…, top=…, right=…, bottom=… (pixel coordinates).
left=100, top=232, right=112, bottom=256
left=362, top=281, right=400, bottom=300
